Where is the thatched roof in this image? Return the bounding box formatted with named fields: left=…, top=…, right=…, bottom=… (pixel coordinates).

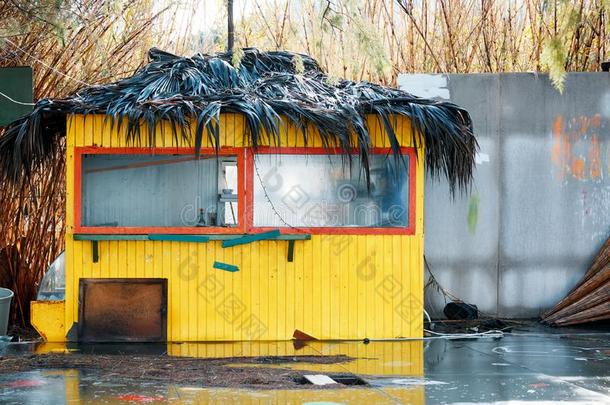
left=0, top=48, right=477, bottom=191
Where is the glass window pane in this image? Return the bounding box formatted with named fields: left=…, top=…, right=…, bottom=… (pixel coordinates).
left=81, top=154, right=238, bottom=227
left=253, top=154, right=409, bottom=228
left=220, top=160, right=239, bottom=226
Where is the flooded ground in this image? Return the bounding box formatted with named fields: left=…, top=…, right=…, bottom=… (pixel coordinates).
left=0, top=325, right=608, bottom=404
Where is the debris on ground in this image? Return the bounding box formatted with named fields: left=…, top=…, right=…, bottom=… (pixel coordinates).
left=115, top=394, right=165, bottom=403
left=443, top=302, right=479, bottom=320
left=303, top=374, right=338, bottom=385
left=6, top=325, right=39, bottom=342
left=0, top=353, right=354, bottom=389
left=426, top=318, right=519, bottom=335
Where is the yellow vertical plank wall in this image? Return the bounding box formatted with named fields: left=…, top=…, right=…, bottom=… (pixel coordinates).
left=65, top=114, right=424, bottom=341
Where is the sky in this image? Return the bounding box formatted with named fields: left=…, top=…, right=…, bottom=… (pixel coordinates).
left=171, top=0, right=256, bottom=36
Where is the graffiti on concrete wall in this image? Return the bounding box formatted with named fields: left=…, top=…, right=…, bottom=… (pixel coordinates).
left=552, top=114, right=610, bottom=242
left=551, top=114, right=607, bottom=183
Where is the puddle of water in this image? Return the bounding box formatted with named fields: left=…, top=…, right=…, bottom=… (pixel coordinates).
left=33, top=340, right=425, bottom=377
left=2, top=368, right=608, bottom=405
left=173, top=386, right=424, bottom=404
left=168, top=340, right=424, bottom=376
left=1, top=330, right=608, bottom=404
left=0, top=369, right=424, bottom=405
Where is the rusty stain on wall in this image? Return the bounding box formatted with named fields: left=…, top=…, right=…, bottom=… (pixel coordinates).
left=552, top=114, right=607, bottom=183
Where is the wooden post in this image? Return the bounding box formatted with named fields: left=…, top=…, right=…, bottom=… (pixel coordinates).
left=227, top=0, right=234, bottom=53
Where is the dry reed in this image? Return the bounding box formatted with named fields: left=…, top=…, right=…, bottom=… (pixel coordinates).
left=0, top=0, right=194, bottom=328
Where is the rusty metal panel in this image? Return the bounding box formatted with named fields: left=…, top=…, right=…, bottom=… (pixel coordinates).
left=78, top=278, right=167, bottom=342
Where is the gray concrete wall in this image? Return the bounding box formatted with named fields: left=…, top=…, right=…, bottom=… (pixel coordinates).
left=398, top=72, right=610, bottom=318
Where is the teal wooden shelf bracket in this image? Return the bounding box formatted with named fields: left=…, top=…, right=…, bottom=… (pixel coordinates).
left=213, top=261, right=239, bottom=272
left=92, top=241, right=99, bottom=263
left=221, top=230, right=281, bottom=248
left=148, top=234, right=210, bottom=243
left=74, top=232, right=311, bottom=263
left=287, top=240, right=295, bottom=262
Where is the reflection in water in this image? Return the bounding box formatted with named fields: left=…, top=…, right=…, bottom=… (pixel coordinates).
left=173, top=386, right=424, bottom=404
left=5, top=333, right=610, bottom=404
left=0, top=369, right=424, bottom=405
left=34, top=340, right=425, bottom=376
left=19, top=340, right=425, bottom=404
left=167, top=340, right=424, bottom=376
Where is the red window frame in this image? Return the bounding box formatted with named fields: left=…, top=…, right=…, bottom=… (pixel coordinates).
left=73, top=147, right=246, bottom=234
left=245, top=147, right=417, bottom=235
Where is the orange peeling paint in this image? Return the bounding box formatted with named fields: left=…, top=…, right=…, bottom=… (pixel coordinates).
left=578, top=116, right=590, bottom=134
left=589, top=134, right=601, bottom=179
left=551, top=116, right=563, bottom=166
left=591, top=114, right=602, bottom=128
left=572, top=158, right=585, bottom=180
left=551, top=114, right=607, bottom=182
left=552, top=116, right=563, bottom=136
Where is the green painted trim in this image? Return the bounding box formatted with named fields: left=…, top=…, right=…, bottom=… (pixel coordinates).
left=148, top=234, right=210, bottom=243
left=213, top=261, right=239, bottom=272
left=273, top=234, right=311, bottom=241
left=73, top=233, right=310, bottom=242
left=221, top=230, right=282, bottom=248
left=73, top=234, right=149, bottom=241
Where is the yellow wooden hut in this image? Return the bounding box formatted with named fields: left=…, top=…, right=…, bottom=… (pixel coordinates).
left=1, top=49, right=476, bottom=342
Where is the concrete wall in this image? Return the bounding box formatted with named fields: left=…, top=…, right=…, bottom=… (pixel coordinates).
left=398, top=72, right=610, bottom=318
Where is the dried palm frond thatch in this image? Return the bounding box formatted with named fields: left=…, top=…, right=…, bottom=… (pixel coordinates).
left=541, top=235, right=609, bottom=326
left=0, top=48, right=476, bottom=191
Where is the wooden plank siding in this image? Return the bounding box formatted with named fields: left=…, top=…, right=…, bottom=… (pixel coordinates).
left=64, top=114, right=424, bottom=341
